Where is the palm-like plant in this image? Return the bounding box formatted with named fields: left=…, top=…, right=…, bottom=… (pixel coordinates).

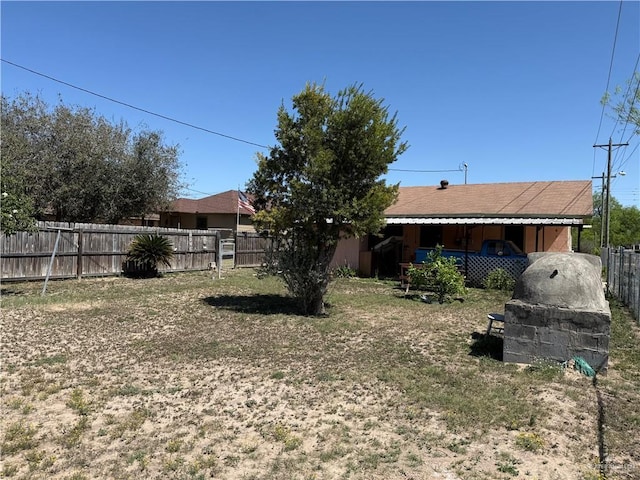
left=125, top=233, right=174, bottom=277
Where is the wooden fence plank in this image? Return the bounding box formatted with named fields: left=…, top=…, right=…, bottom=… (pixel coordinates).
left=1, top=222, right=225, bottom=281
left=236, top=233, right=270, bottom=267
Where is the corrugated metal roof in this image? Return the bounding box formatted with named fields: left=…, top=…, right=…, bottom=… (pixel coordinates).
left=385, top=217, right=585, bottom=225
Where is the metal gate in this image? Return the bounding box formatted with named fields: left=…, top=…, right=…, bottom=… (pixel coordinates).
left=217, top=239, right=236, bottom=278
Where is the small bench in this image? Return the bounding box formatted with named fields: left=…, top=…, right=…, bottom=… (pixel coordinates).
left=486, top=313, right=505, bottom=336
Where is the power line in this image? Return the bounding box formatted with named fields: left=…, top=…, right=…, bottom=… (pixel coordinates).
left=183, top=187, right=217, bottom=197
left=1, top=58, right=270, bottom=149
left=612, top=71, right=639, bottom=173
left=611, top=59, right=640, bottom=170
left=594, top=138, right=629, bottom=247
left=611, top=54, right=640, bottom=143
left=616, top=141, right=639, bottom=174
left=593, top=0, right=624, bottom=147
left=389, top=168, right=461, bottom=173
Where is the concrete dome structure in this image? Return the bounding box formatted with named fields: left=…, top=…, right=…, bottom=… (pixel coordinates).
left=513, top=253, right=607, bottom=311
left=503, top=252, right=611, bottom=372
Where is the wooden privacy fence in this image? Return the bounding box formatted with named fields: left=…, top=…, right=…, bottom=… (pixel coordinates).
left=1, top=222, right=271, bottom=282
left=602, top=247, right=640, bottom=323
left=1, top=222, right=222, bottom=282
left=235, top=232, right=270, bottom=268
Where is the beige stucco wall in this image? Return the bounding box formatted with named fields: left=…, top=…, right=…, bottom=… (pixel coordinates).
left=160, top=213, right=255, bottom=232
left=443, top=225, right=572, bottom=254
left=331, top=236, right=364, bottom=271
left=383, top=223, right=575, bottom=264
left=523, top=225, right=571, bottom=253
left=331, top=224, right=574, bottom=274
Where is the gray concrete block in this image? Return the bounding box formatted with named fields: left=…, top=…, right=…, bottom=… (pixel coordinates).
left=504, top=323, right=537, bottom=341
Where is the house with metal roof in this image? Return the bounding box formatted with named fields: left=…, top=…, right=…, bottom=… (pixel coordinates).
left=349, top=179, right=593, bottom=278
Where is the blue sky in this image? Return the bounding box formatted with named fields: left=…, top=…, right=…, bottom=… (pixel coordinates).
left=2, top=1, right=639, bottom=206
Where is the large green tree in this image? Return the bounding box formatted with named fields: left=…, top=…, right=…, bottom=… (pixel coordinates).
left=0, top=186, right=37, bottom=235
left=248, top=83, right=407, bottom=315
left=591, top=70, right=640, bottom=249
left=609, top=199, right=640, bottom=247
left=1, top=92, right=183, bottom=228
left=577, top=192, right=640, bottom=252
left=1, top=94, right=45, bottom=233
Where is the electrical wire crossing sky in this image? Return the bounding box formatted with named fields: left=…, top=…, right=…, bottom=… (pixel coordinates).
left=1, top=1, right=639, bottom=205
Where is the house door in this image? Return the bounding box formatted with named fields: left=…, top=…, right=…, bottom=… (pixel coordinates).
left=372, top=225, right=403, bottom=278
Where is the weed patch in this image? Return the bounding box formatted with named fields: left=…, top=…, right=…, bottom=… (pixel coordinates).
left=1, top=421, right=39, bottom=454
left=1, top=269, right=638, bottom=479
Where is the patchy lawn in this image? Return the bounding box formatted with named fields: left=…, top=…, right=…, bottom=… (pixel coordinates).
left=1, top=269, right=638, bottom=479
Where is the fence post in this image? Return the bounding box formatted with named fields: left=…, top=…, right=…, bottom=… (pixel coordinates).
left=605, top=247, right=612, bottom=297
left=617, top=247, right=623, bottom=301
left=41, top=229, right=62, bottom=296
left=76, top=229, right=84, bottom=279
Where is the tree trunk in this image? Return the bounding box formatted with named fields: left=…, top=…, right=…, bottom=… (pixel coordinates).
left=306, top=290, right=326, bottom=316
left=304, top=242, right=334, bottom=315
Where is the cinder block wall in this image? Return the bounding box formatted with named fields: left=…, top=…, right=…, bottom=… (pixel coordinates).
left=503, top=300, right=610, bottom=371
left=502, top=252, right=611, bottom=373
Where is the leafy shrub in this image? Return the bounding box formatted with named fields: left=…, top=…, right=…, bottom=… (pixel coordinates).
left=124, top=233, right=174, bottom=277
left=333, top=264, right=357, bottom=278
left=407, top=245, right=466, bottom=303
left=483, top=268, right=516, bottom=291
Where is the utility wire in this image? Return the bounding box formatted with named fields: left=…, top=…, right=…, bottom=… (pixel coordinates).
left=594, top=0, right=624, bottom=147
left=183, top=187, right=217, bottom=197
left=1, top=58, right=270, bottom=149
left=3, top=58, right=469, bottom=192
left=389, top=168, right=462, bottom=173
left=592, top=0, right=625, bottom=179
left=610, top=54, right=640, bottom=143
left=611, top=58, right=640, bottom=170
left=616, top=141, right=639, bottom=174
left=613, top=67, right=640, bottom=170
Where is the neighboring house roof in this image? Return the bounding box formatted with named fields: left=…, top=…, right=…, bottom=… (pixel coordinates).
left=384, top=180, right=593, bottom=225
left=166, top=190, right=254, bottom=215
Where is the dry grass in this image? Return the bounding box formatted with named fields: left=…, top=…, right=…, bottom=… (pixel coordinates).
left=1, top=269, right=638, bottom=479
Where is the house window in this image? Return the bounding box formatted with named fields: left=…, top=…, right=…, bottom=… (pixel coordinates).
left=196, top=216, right=208, bottom=230
left=505, top=225, right=524, bottom=251
left=420, top=226, right=442, bottom=247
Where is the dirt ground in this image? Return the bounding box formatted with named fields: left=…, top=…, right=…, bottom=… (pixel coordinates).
left=1, top=270, right=638, bottom=479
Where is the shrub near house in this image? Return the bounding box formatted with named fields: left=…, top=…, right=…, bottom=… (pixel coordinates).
left=407, top=246, right=466, bottom=303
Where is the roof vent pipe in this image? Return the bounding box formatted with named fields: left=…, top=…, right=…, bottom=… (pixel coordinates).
left=440, top=179, right=449, bottom=189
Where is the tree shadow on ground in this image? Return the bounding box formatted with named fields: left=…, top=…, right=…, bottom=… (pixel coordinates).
left=203, top=294, right=303, bottom=316
left=469, top=332, right=504, bottom=361
left=1, top=287, right=25, bottom=296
